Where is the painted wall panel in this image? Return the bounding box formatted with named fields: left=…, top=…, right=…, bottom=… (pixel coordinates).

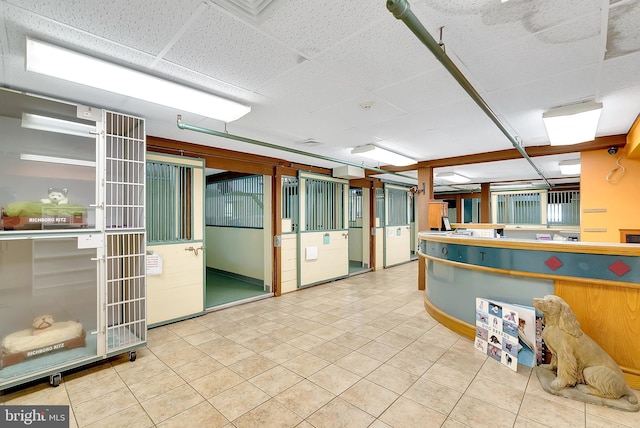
left=206, top=227, right=264, bottom=280
left=348, top=228, right=363, bottom=261
left=147, top=242, right=204, bottom=325
left=299, top=231, right=348, bottom=286
left=581, top=149, right=640, bottom=242
left=280, top=233, right=297, bottom=293
left=385, top=225, right=411, bottom=266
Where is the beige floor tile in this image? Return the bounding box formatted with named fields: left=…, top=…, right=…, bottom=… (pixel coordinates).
left=171, top=355, right=224, bottom=382
left=330, top=332, right=371, bottom=350
left=190, top=367, right=244, bottom=399
left=586, top=412, right=639, bottom=428
left=421, top=362, right=477, bottom=393
left=204, top=342, right=256, bottom=366
left=374, top=330, right=416, bottom=350
left=339, top=379, right=399, bottom=417
left=368, top=420, right=393, bottom=428
left=65, top=366, right=126, bottom=405
left=308, top=341, right=351, bottom=363
left=441, top=418, right=473, bottom=428
left=334, top=351, right=383, bottom=377
left=356, top=340, right=400, bottom=362
left=140, top=384, right=204, bottom=424
left=390, top=323, right=427, bottom=340
left=513, top=416, right=550, bottom=427
left=385, top=348, right=436, bottom=377
left=260, top=342, right=305, bottom=364
left=85, top=403, right=153, bottom=428
left=308, top=364, right=361, bottom=395
left=306, top=397, right=375, bottom=428
left=166, top=318, right=210, bottom=337
left=275, top=379, right=336, bottom=418
left=250, top=366, right=304, bottom=396
left=464, top=376, right=525, bottom=413
left=351, top=324, right=386, bottom=340
left=268, top=325, right=305, bottom=342
left=156, top=344, right=207, bottom=369
left=475, top=356, right=531, bottom=391
left=449, top=394, right=518, bottom=428
left=286, top=333, right=327, bottom=351
left=524, top=373, right=587, bottom=411
left=366, top=363, right=419, bottom=395
left=115, top=357, right=171, bottom=385
left=228, top=353, right=278, bottom=379
left=586, top=400, right=640, bottom=427
left=1, top=381, right=71, bottom=405
left=281, top=352, right=331, bottom=377
left=233, top=398, right=302, bottom=428
left=156, top=402, right=228, bottom=428
left=518, top=394, right=586, bottom=427
left=309, top=325, right=346, bottom=341
left=127, top=369, right=186, bottom=402
left=224, top=327, right=264, bottom=344
left=379, top=396, right=447, bottom=428
left=437, top=349, right=486, bottom=376
left=240, top=335, right=284, bottom=353
left=73, top=387, right=137, bottom=426
left=209, top=381, right=270, bottom=421
left=403, top=377, right=463, bottom=415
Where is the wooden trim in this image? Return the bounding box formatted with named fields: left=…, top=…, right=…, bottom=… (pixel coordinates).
left=206, top=171, right=252, bottom=183
left=419, top=233, right=640, bottom=256
left=620, top=229, right=640, bottom=243
left=273, top=166, right=282, bottom=297
left=480, top=183, right=490, bottom=222
left=423, top=292, right=475, bottom=339
left=421, top=253, right=640, bottom=290
left=372, top=135, right=626, bottom=172
left=451, top=223, right=505, bottom=229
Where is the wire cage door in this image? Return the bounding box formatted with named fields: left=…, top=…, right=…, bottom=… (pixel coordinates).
left=102, top=111, right=147, bottom=353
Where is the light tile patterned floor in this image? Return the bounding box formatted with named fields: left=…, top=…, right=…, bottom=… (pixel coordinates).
left=2, top=262, right=639, bottom=427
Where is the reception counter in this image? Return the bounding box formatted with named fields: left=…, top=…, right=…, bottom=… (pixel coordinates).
left=418, top=232, right=640, bottom=388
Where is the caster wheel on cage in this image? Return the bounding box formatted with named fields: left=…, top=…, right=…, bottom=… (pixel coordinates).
left=129, top=350, right=137, bottom=362
left=49, top=373, right=62, bottom=387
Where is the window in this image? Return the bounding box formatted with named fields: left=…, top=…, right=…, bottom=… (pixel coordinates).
left=282, top=176, right=298, bottom=233
left=376, top=188, right=385, bottom=227
left=547, top=190, right=580, bottom=226
left=146, top=162, right=193, bottom=243
left=206, top=175, right=263, bottom=228
left=387, top=187, right=408, bottom=226
left=348, top=188, right=363, bottom=227
left=495, top=192, right=542, bottom=225
left=305, top=178, right=344, bottom=231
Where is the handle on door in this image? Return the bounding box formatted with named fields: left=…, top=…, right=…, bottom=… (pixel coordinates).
left=185, top=246, right=205, bottom=256
left=342, top=233, right=348, bottom=239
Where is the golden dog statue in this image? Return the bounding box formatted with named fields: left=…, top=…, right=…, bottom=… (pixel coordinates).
left=533, top=295, right=638, bottom=411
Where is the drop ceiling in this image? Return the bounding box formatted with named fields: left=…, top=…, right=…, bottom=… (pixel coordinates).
left=1, top=0, right=639, bottom=191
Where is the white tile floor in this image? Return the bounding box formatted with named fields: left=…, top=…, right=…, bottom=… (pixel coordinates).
left=2, top=262, right=639, bottom=427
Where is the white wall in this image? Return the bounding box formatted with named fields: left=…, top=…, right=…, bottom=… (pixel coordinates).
left=280, top=233, right=297, bottom=294
left=206, top=226, right=264, bottom=280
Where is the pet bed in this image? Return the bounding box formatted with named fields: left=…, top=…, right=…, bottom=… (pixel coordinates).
left=1, top=202, right=87, bottom=230
left=1, top=321, right=86, bottom=369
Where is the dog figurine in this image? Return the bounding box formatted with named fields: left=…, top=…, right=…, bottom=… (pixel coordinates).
left=533, top=295, right=637, bottom=404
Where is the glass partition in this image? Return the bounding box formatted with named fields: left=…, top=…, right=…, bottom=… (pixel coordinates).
left=0, top=89, right=97, bottom=232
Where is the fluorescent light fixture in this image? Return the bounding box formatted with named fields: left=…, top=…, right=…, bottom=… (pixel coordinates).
left=542, top=101, right=602, bottom=146
left=558, top=159, right=581, bottom=175
left=22, top=113, right=95, bottom=138
left=26, top=38, right=251, bottom=122
left=351, top=144, right=415, bottom=166
left=437, top=172, right=471, bottom=184
left=20, top=153, right=96, bottom=168
left=491, top=182, right=534, bottom=190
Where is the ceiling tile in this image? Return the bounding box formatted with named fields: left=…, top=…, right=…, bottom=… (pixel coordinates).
left=164, top=5, right=300, bottom=89
left=5, top=0, right=204, bottom=55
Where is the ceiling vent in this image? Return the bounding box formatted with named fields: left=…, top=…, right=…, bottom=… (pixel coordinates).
left=208, top=0, right=287, bottom=24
